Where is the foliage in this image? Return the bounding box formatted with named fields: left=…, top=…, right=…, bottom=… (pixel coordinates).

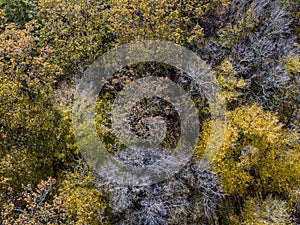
left=214, top=0, right=299, bottom=125
left=0, top=167, right=108, bottom=225
left=215, top=58, right=247, bottom=108
left=0, top=21, right=77, bottom=189
left=39, top=0, right=113, bottom=76
left=0, top=0, right=299, bottom=224
left=0, top=0, right=38, bottom=27
left=54, top=162, right=108, bottom=225
left=108, top=0, right=230, bottom=45
left=214, top=104, right=300, bottom=197
left=240, top=196, right=294, bottom=224
left=0, top=177, right=62, bottom=224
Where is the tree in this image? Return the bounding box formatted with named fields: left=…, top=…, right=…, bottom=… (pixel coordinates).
left=213, top=104, right=300, bottom=223
left=39, top=0, right=112, bottom=77
left=0, top=21, right=77, bottom=188
left=0, top=164, right=108, bottom=225
left=1, top=0, right=299, bottom=224
left=102, top=158, right=224, bottom=225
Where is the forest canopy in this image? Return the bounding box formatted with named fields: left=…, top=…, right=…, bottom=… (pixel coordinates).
left=0, top=0, right=299, bottom=224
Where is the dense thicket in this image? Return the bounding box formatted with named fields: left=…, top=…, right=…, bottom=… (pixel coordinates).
left=0, top=0, right=299, bottom=224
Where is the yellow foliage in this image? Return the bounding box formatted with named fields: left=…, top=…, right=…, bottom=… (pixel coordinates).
left=39, top=0, right=111, bottom=74
left=215, top=59, right=247, bottom=102
left=284, top=54, right=300, bottom=74
left=217, top=9, right=259, bottom=48
left=55, top=165, right=108, bottom=225
left=0, top=169, right=108, bottom=224
left=241, top=196, right=293, bottom=224
left=0, top=20, right=77, bottom=191
left=108, top=0, right=228, bottom=44
left=214, top=104, right=300, bottom=197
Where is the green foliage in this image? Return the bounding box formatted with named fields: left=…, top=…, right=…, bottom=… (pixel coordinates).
left=39, top=0, right=112, bottom=76
left=0, top=0, right=38, bottom=27
left=0, top=21, right=78, bottom=197
left=108, top=0, right=229, bottom=45
left=217, top=8, right=259, bottom=48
